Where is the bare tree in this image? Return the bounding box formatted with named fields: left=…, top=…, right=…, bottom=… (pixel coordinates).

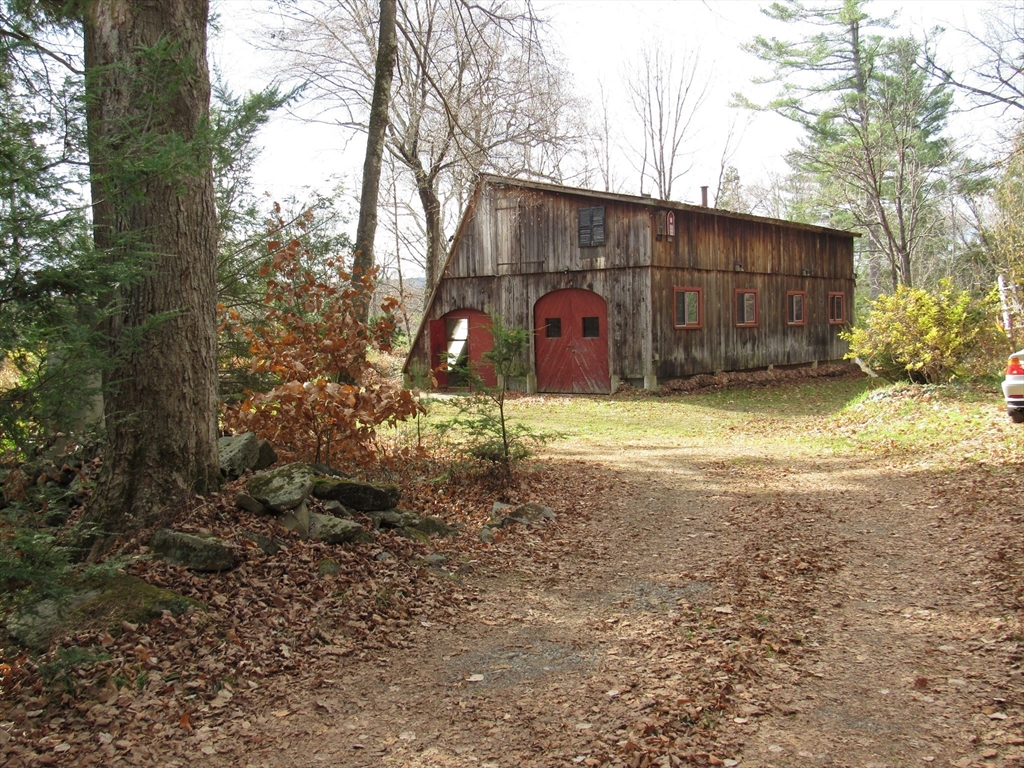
left=266, top=0, right=581, bottom=293
left=926, top=1, right=1024, bottom=119
left=352, top=0, right=397, bottom=314
left=624, top=43, right=710, bottom=200
left=576, top=80, right=621, bottom=193
left=712, top=115, right=748, bottom=209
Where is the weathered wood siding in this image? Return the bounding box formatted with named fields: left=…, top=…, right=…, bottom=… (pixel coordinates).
left=411, top=270, right=652, bottom=387
left=650, top=209, right=854, bottom=376
left=650, top=270, right=853, bottom=377
left=655, top=209, right=853, bottom=280
left=443, top=183, right=654, bottom=279
left=408, top=176, right=856, bottom=388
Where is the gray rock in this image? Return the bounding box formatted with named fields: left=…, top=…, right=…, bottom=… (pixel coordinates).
left=510, top=502, right=556, bottom=522
left=367, top=510, right=405, bottom=529
left=280, top=502, right=310, bottom=538
left=491, top=501, right=513, bottom=514
left=321, top=500, right=352, bottom=517
left=413, top=515, right=459, bottom=537
left=375, top=551, right=394, bottom=562
left=247, top=463, right=315, bottom=512
left=219, top=433, right=261, bottom=477
left=424, top=554, right=448, bottom=567
left=312, top=477, right=400, bottom=511
left=479, top=526, right=495, bottom=543
left=151, top=529, right=237, bottom=572
left=6, top=593, right=94, bottom=650
left=309, top=513, right=374, bottom=544
left=308, top=463, right=346, bottom=478
left=253, top=439, right=278, bottom=471
left=235, top=493, right=269, bottom=515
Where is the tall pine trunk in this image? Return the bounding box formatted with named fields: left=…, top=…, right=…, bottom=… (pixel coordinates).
left=82, top=0, right=220, bottom=554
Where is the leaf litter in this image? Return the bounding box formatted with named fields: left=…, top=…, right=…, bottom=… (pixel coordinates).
left=3, top=381, right=1024, bottom=767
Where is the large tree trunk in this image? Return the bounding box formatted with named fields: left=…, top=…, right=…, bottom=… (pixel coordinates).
left=351, top=0, right=397, bottom=318
left=82, top=0, right=220, bottom=554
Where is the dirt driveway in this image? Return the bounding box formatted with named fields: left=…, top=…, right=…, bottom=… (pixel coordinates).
left=203, top=400, right=1024, bottom=768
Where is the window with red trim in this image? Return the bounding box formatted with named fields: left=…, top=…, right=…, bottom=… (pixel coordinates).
left=828, top=292, right=845, bottom=324
left=673, top=287, right=702, bottom=328
left=786, top=291, right=806, bottom=326
left=735, top=289, right=758, bottom=327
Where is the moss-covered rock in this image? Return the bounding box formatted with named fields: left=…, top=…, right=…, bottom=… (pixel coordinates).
left=151, top=529, right=237, bottom=572
left=246, top=463, right=315, bottom=512
left=6, top=574, right=201, bottom=651
left=218, top=432, right=260, bottom=477
left=309, top=513, right=374, bottom=544
left=311, top=478, right=399, bottom=511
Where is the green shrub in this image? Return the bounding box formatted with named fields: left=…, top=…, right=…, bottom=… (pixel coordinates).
left=842, top=280, right=1006, bottom=384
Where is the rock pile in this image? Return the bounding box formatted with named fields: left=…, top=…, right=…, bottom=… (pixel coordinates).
left=145, top=435, right=461, bottom=571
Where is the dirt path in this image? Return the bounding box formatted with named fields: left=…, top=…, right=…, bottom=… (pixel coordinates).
left=203, top=426, right=1024, bottom=767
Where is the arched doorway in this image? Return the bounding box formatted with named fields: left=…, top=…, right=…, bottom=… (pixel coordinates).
left=534, top=288, right=611, bottom=394
left=428, top=309, right=496, bottom=389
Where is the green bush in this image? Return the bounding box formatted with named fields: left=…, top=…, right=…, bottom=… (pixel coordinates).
left=842, top=280, right=1006, bottom=384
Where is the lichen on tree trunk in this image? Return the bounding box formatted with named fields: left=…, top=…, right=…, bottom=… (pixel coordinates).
left=81, top=0, right=220, bottom=553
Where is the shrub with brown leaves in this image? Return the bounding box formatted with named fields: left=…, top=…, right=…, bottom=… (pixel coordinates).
left=221, top=218, right=423, bottom=467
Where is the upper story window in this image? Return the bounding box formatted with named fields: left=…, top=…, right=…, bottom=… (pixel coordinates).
left=828, top=292, right=846, bottom=324
left=673, top=287, right=702, bottom=328
left=578, top=206, right=606, bottom=247
left=735, top=289, right=758, bottom=327
left=787, top=291, right=806, bottom=326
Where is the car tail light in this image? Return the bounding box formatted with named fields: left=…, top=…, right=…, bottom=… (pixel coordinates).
left=1008, top=356, right=1024, bottom=376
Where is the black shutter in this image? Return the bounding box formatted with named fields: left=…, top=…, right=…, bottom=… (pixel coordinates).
left=592, top=206, right=605, bottom=245
left=578, top=208, right=592, bottom=247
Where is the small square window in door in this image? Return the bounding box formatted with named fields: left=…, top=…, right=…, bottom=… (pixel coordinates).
left=582, top=317, right=600, bottom=338
left=545, top=318, right=562, bottom=338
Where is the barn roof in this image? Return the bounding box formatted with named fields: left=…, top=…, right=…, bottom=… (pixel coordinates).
left=478, top=174, right=859, bottom=239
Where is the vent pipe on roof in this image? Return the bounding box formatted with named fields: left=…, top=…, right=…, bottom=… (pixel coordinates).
left=701, top=186, right=709, bottom=207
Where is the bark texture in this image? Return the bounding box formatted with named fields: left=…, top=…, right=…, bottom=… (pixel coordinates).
left=351, top=0, right=397, bottom=314
left=83, top=0, right=219, bottom=549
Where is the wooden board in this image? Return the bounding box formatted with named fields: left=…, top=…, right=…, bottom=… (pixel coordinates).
left=534, top=288, right=611, bottom=394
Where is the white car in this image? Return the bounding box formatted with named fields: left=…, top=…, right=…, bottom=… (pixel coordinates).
left=1002, top=349, right=1024, bottom=422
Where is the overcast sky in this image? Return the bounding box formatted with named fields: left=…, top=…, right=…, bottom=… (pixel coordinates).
left=208, top=0, right=991, bottom=231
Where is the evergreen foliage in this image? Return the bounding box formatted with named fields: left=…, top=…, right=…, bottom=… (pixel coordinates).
left=740, top=0, right=965, bottom=292
left=0, top=6, right=112, bottom=458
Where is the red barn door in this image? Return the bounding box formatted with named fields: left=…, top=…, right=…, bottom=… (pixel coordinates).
left=429, top=309, right=496, bottom=389
left=534, top=289, right=610, bottom=394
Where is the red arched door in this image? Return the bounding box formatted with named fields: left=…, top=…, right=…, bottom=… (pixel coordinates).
left=534, top=289, right=610, bottom=394
left=428, top=309, right=496, bottom=389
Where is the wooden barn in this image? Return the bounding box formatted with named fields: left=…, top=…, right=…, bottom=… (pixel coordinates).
left=404, top=175, right=856, bottom=394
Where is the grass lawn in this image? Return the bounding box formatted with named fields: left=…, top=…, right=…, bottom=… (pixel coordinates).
left=410, top=374, right=1024, bottom=469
